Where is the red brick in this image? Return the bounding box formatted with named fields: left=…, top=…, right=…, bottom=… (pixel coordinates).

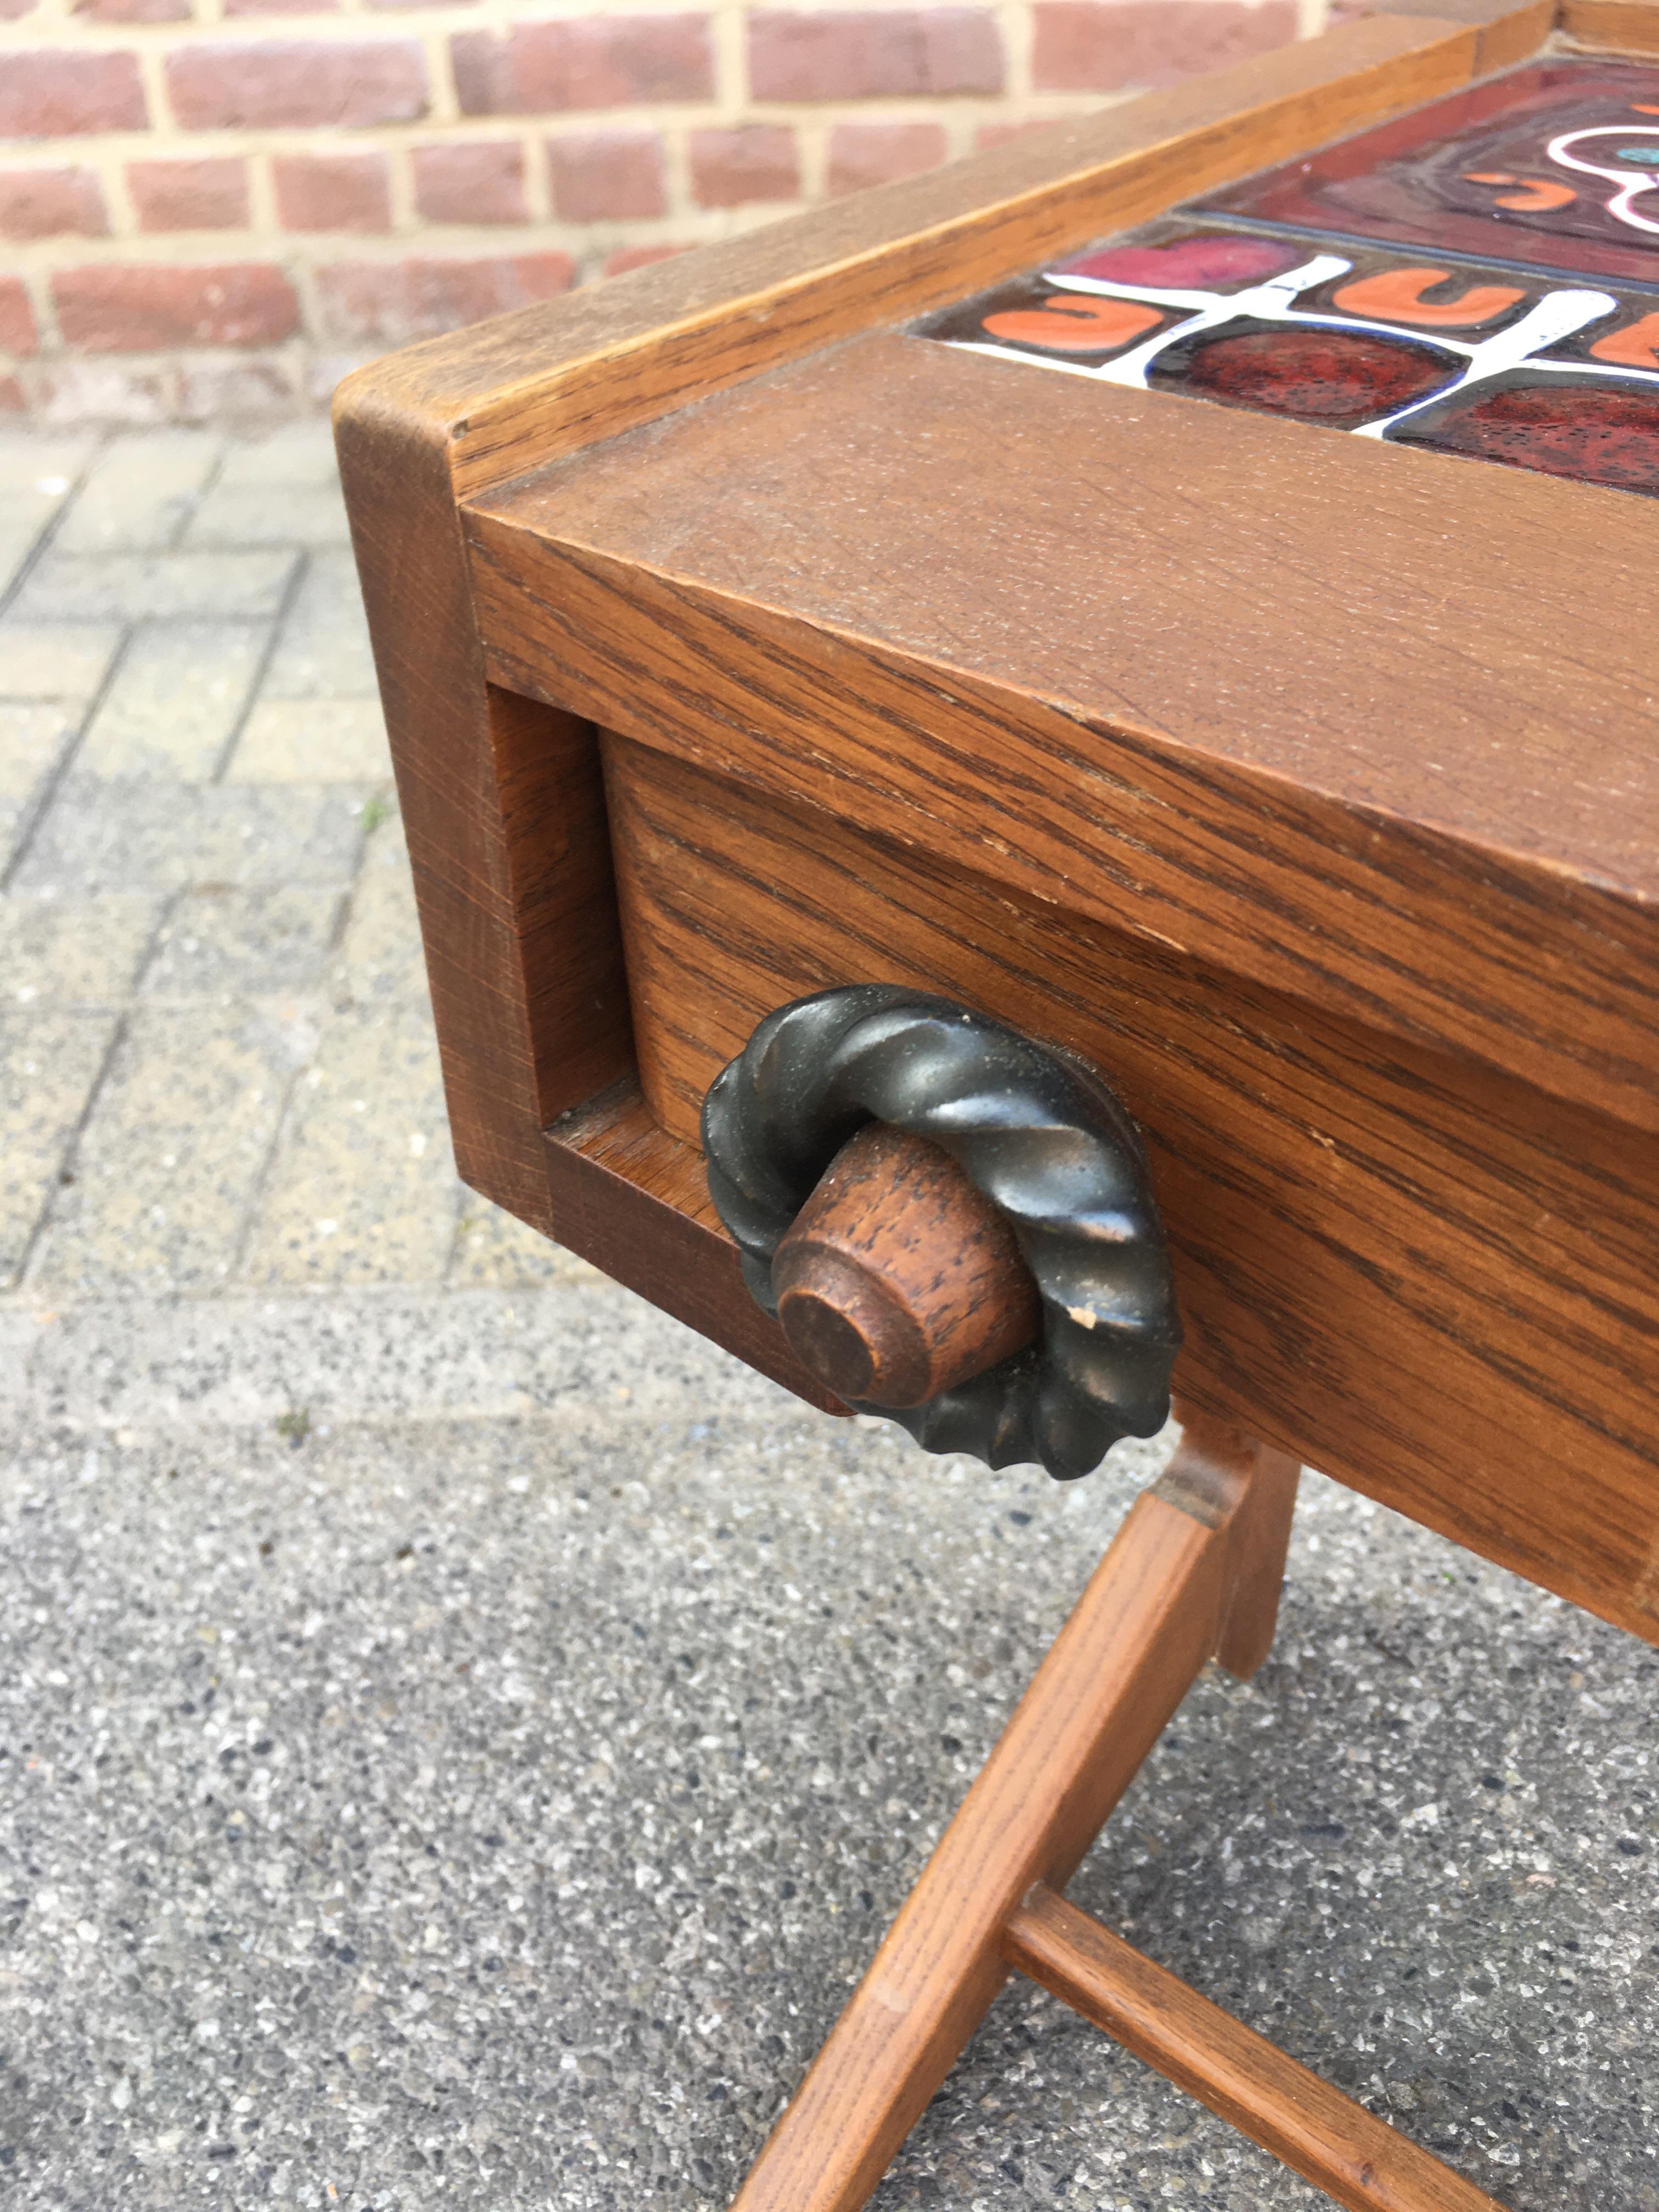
left=748, top=8, right=1001, bottom=99
left=128, top=157, right=250, bottom=232
left=0, top=0, right=32, bottom=21
left=274, top=151, right=392, bottom=232
left=317, top=252, right=574, bottom=345
left=1031, top=0, right=1295, bottom=89
left=548, top=129, right=665, bottom=221
left=0, top=278, right=40, bottom=358
left=602, top=242, right=691, bottom=278
left=0, top=52, right=146, bottom=137
left=690, top=125, right=799, bottom=209
left=453, top=14, right=713, bottom=115
left=826, top=120, right=947, bottom=196
left=412, top=141, right=530, bottom=225
left=166, top=40, right=426, bottom=129
left=74, top=0, right=189, bottom=21
left=54, top=263, right=300, bottom=351
left=0, top=377, right=25, bottom=411
left=0, top=167, right=109, bottom=242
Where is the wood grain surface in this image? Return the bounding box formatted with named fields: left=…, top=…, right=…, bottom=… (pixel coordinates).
left=1353, top=0, right=1552, bottom=71
left=333, top=10, right=1552, bottom=1330
left=593, top=733, right=1659, bottom=1644
left=337, top=12, right=1517, bottom=501
left=1559, top=0, right=1659, bottom=48
left=772, top=1121, right=1041, bottom=1406
left=729, top=1419, right=1290, bottom=2212
left=335, top=376, right=635, bottom=1232
left=1004, top=1886, right=1506, bottom=2212
left=332, top=23, right=1659, bottom=2203
left=1210, top=1433, right=1302, bottom=1678
left=543, top=1078, right=843, bottom=1410
left=472, top=335, right=1659, bottom=1141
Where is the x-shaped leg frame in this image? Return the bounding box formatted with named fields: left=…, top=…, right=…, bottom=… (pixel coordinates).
left=730, top=1414, right=1507, bottom=2212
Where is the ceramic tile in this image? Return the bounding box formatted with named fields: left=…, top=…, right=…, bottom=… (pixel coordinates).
left=917, top=202, right=1659, bottom=496
left=1200, top=60, right=1659, bottom=290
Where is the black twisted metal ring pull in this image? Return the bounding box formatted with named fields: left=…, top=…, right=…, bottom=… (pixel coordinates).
left=701, top=985, right=1182, bottom=1481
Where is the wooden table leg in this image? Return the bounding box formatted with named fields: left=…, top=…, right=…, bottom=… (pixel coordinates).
left=1004, top=1887, right=1505, bottom=2212
left=729, top=1419, right=1294, bottom=2212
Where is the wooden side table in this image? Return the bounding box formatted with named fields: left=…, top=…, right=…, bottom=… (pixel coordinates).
left=335, top=7, right=1659, bottom=2200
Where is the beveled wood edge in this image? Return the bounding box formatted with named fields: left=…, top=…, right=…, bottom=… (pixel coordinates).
left=543, top=1077, right=847, bottom=1414
left=1556, top=0, right=1659, bottom=51
left=331, top=0, right=1659, bottom=512
left=469, top=516, right=1659, bottom=1138
left=1003, top=1887, right=1509, bottom=2212
left=332, top=9, right=1544, bottom=504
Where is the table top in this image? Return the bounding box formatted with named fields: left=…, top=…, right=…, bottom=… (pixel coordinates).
left=473, top=311, right=1659, bottom=1135
left=469, top=47, right=1659, bottom=1141
left=486, top=326, right=1658, bottom=895
left=924, top=58, right=1659, bottom=498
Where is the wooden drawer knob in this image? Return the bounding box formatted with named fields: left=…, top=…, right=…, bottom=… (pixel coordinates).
left=703, top=985, right=1178, bottom=1477
left=772, top=1121, right=1041, bottom=1406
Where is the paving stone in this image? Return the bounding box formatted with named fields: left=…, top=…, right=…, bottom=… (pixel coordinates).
left=140, top=885, right=345, bottom=1001
left=0, top=1403, right=1650, bottom=2212
left=0, top=1307, right=32, bottom=1426
left=449, top=1195, right=603, bottom=1288
left=0, top=891, right=162, bottom=1007
left=0, top=701, right=77, bottom=801
left=225, top=695, right=390, bottom=783
left=259, top=548, right=377, bottom=698
left=76, top=622, right=268, bottom=781
left=242, top=1002, right=458, bottom=1289
left=215, top=420, right=343, bottom=490
left=0, top=1006, right=117, bottom=1290
left=0, top=622, right=123, bottom=702
left=184, top=479, right=351, bottom=550
left=29, top=999, right=314, bottom=1300
left=5, top=1277, right=737, bottom=1439
left=0, top=702, right=77, bottom=876
left=0, top=431, right=103, bottom=497
left=13, top=776, right=369, bottom=895
left=12, top=548, right=298, bottom=624
left=50, top=429, right=223, bottom=555
left=330, top=808, right=428, bottom=1004
left=0, top=433, right=100, bottom=597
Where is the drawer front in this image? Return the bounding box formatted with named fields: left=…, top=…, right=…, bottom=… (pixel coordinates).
left=603, top=727, right=1659, bottom=1644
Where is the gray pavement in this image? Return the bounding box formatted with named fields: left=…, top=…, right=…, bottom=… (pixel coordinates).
left=1, top=428, right=1654, bottom=2210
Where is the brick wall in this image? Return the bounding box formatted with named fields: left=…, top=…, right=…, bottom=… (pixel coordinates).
left=0, top=0, right=1317, bottom=424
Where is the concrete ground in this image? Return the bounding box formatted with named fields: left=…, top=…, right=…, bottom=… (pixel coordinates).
left=1, top=426, right=1654, bottom=2212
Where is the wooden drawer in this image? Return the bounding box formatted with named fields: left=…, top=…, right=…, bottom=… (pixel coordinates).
left=336, top=0, right=1659, bottom=1643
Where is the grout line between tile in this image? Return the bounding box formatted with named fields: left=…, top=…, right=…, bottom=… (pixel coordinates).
left=0, top=431, right=112, bottom=627
left=11, top=1004, right=132, bottom=1302
left=9, top=876, right=183, bottom=1297
left=224, top=988, right=326, bottom=1290
left=210, top=546, right=313, bottom=786
left=175, top=440, right=233, bottom=549
left=0, top=618, right=138, bottom=896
